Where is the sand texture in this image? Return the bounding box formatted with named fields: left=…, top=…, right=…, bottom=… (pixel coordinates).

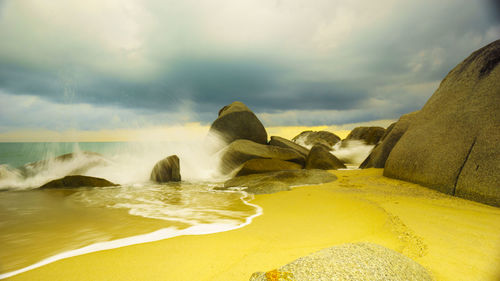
left=8, top=169, right=500, bottom=281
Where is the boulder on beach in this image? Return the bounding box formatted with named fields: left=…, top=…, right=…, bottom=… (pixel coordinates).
left=235, top=158, right=303, bottom=177
left=269, top=136, right=310, bottom=157
left=292, top=130, right=341, bottom=149
left=208, top=101, right=268, bottom=146
left=219, top=140, right=306, bottom=174
left=224, top=169, right=337, bottom=194
left=344, top=126, right=386, bottom=145
left=150, top=155, right=181, bottom=182
left=250, top=242, right=432, bottom=281
left=305, top=144, right=346, bottom=170
left=384, top=40, right=500, bottom=207
left=359, top=112, right=419, bottom=169
left=39, top=175, right=118, bottom=189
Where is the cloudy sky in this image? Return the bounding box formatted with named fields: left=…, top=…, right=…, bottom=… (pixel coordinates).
left=0, top=0, right=499, bottom=140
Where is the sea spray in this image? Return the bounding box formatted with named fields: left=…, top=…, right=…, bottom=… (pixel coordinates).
left=331, top=140, right=375, bottom=167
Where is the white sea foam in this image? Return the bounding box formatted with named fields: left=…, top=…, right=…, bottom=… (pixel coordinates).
left=331, top=140, right=374, bottom=167
left=0, top=190, right=262, bottom=280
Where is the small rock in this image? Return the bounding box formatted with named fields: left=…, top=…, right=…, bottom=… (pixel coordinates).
left=150, top=155, right=181, bottom=182
left=305, top=144, right=346, bottom=170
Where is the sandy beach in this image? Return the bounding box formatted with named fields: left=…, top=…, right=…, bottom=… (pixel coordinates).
left=6, top=168, right=500, bottom=281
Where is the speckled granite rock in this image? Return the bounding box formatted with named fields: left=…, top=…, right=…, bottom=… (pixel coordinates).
left=250, top=242, right=432, bottom=281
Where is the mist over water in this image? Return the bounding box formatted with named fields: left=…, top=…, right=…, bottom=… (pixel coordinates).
left=0, top=136, right=262, bottom=278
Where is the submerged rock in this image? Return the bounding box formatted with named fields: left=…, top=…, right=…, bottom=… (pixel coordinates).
left=384, top=39, right=500, bottom=207
left=305, top=144, right=346, bottom=170
left=20, top=151, right=108, bottom=178
left=208, top=101, right=268, bottom=146
left=269, top=136, right=310, bottom=157
left=39, top=175, right=118, bottom=189
left=224, top=169, right=337, bottom=194
left=150, top=155, right=181, bottom=182
left=250, top=242, right=432, bottom=281
left=235, top=158, right=302, bottom=177
left=292, top=130, right=341, bottom=149
left=219, top=140, right=306, bottom=174
left=344, top=126, right=386, bottom=145
left=360, top=112, right=418, bottom=169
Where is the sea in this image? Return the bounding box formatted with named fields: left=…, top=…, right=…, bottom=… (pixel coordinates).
left=0, top=141, right=261, bottom=279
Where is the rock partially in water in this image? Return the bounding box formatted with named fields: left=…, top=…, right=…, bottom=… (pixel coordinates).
left=224, top=169, right=336, bottom=194
left=39, top=175, right=118, bottom=189
left=208, top=101, right=268, bottom=146
left=305, top=144, right=346, bottom=170
left=269, top=136, right=310, bottom=158
left=219, top=140, right=306, bottom=174
left=19, top=151, right=108, bottom=178
left=235, top=158, right=303, bottom=177
left=150, top=155, right=181, bottom=183
left=292, top=130, right=341, bottom=150
left=344, top=126, right=386, bottom=145
left=250, top=242, right=432, bottom=281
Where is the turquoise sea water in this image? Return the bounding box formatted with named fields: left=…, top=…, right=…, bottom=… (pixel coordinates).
left=0, top=142, right=260, bottom=278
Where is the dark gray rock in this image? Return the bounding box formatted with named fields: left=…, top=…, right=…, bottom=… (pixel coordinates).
left=292, top=131, right=341, bottom=149
left=269, top=136, right=310, bottom=157
left=305, top=144, right=346, bottom=170
left=40, top=175, right=117, bottom=189
left=384, top=40, right=500, bottom=207
left=359, top=112, right=418, bottom=169
left=150, top=155, right=181, bottom=182
left=208, top=101, right=268, bottom=146
left=219, top=140, right=306, bottom=174
left=344, top=126, right=386, bottom=145
left=235, top=158, right=302, bottom=177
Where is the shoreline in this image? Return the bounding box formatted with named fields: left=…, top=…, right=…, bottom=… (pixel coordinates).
left=0, top=191, right=262, bottom=280
left=6, top=169, right=500, bottom=280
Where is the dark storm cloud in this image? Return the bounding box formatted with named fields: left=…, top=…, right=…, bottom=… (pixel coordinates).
left=0, top=0, right=499, bottom=131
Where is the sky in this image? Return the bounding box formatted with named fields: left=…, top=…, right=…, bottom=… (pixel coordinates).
left=0, top=0, right=499, bottom=141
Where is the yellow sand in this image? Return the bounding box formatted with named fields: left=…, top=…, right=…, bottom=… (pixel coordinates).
left=9, top=169, right=500, bottom=281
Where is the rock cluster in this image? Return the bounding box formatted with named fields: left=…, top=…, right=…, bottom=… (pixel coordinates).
left=209, top=101, right=342, bottom=194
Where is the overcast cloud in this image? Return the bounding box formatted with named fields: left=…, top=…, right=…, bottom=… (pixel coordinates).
left=0, top=0, right=498, bottom=132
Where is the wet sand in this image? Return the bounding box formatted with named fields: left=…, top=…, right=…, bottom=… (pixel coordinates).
left=7, top=169, right=500, bottom=280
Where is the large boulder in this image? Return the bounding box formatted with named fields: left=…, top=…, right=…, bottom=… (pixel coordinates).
left=39, top=175, right=117, bottom=189
left=150, top=155, right=181, bottom=182
left=250, top=242, right=432, bottom=281
left=269, top=136, right=310, bottom=157
left=344, top=126, right=386, bottom=145
left=360, top=112, right=419, bottom=169
left=208, top=101, right=267, bottom=146
left=224, top=169, right=337, bottom=194
left=235, top=158, right=302, bottom=177
left=384, top=40, right=500, bottom=206
left=292, top=130, right=341, bottom=149
left=305, top=144, right=346, bottom=170
left=219, top=140, right=306, bottom=174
